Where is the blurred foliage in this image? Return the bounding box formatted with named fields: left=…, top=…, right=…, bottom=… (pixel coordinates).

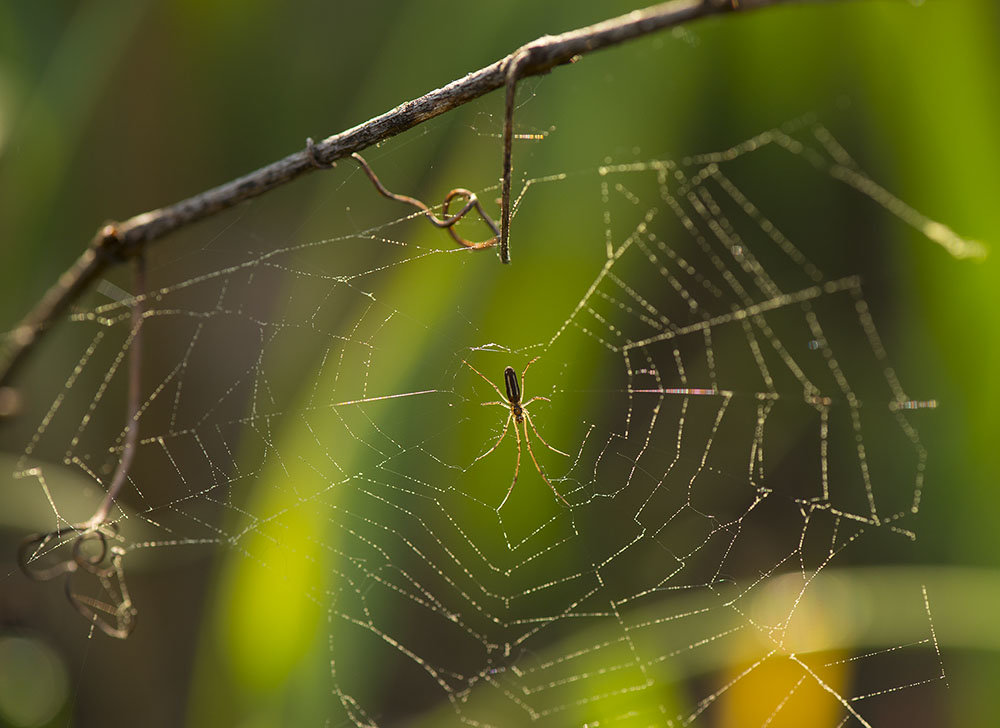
left=1, top=1, right=998, bottom=726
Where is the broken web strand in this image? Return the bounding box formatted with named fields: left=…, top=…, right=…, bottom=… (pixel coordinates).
left=6, top=123, right=974, bottom=724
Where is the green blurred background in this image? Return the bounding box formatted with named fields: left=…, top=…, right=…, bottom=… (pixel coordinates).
left=1, top=1, right=998, bottom=726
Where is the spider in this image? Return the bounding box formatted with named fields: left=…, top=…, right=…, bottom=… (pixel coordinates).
left=462, top=357, right=570, bottom=510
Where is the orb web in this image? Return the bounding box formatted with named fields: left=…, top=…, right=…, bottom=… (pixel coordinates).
left=9, top=122, right=963, bottom=726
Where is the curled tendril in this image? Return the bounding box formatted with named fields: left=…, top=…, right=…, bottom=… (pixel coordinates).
left=18, top=523, right=137, bottom=639
left=350, top=152, right=499, bottom=251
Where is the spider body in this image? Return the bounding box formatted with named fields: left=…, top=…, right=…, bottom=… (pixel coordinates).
left=503, top=366, right=524, bottom=422
left=463, top=358, right=570, bottom=510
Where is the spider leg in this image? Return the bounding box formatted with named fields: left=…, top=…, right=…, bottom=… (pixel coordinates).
left=520, top=356, right=542, bottom=397
left=524, top=411, right=570, bottom=457
left=522, top=418, right=570, bottom=507
left=463, top=360, right=508, bottom=402
left=521, top=395, right=551, bottom=406
left=474, top=411, right=513, bottom=464
left=497, top=418, right=522, bottom=511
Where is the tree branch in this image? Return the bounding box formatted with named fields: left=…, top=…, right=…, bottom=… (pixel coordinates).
left=0, top=0, right=816, bottom=392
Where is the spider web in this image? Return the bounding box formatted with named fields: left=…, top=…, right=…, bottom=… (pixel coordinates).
left=6, top=121, right=967, bottom=726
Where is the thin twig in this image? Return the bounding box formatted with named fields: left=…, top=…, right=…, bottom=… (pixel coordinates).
left=17, top=253, right=145, bottom=638
left=0, top=0, right=812, bottom=392
left=500, top=47, right=534, bottom=264
left=91, top=253, right=145, bottom=526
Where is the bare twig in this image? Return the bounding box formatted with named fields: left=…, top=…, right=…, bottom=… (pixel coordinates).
left=0, top=0, right=813, bottom=391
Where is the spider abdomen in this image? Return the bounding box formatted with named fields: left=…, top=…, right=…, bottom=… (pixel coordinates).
left=503, top=366, right=521, bottom=404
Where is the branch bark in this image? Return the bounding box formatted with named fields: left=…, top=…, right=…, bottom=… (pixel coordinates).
left=0, top=0, right=817, bottom=391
